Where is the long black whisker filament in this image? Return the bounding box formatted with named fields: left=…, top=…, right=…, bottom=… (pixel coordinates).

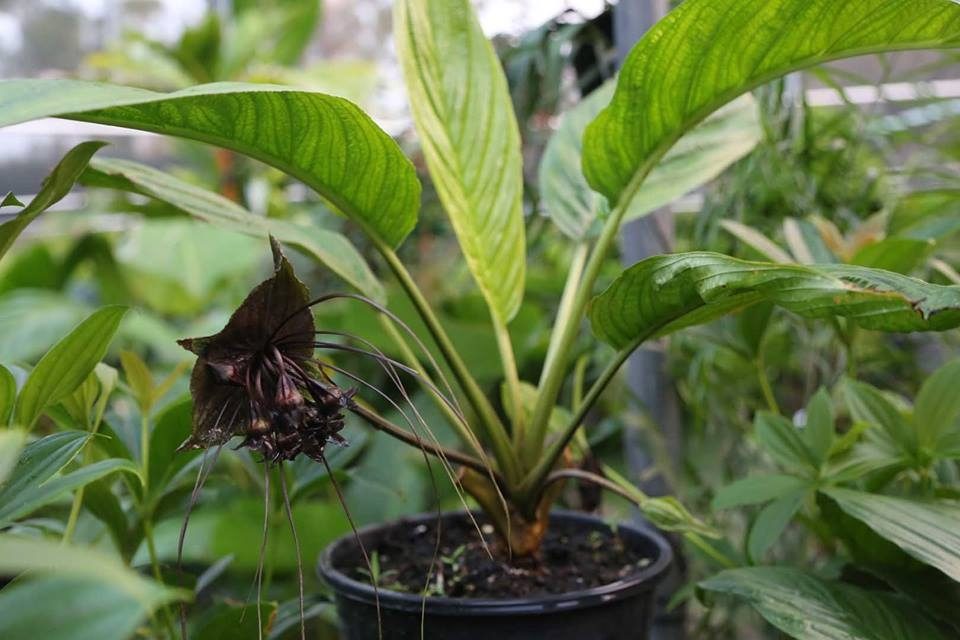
left=278, top=463, right=305, bottom=640
left=322, top=454, right=382, bottom=640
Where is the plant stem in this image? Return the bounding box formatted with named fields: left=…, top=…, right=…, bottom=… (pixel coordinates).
left=350, top=402, right=504, bottom=486
left=525, top=201, right=631, bottom=461
left=143, top=517, right=177, bottom=638
left=374, top=240, right=520, bottom=483
left=539, top=243, right=589, bottom=381
left=519, top=340, right=638, bottom=499
left=755, top=356, right=780, bottom=414
left=494, top=317, right=524, bottom=448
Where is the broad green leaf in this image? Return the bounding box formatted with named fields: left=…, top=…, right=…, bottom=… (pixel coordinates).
left=0, top=458, right=140, bottom=525
left=712, top=473, right=810, bottom=510
left=804, top=388, right=835, bottom=467
left=0, top=535, right=185, bottom=636
left=914, top=359, right=960, bottom=446
left=583, top=0, right=960, bottom=209
left=700, top=566, right=947, bottom=640
left=822, top=487, right=960, bottom=582
left=0, top=576, right=153, bottom=640
left=85, top=157, right=385, bottom=301
left=0, top=363, right=15, bottom=425
left=0, top=79, right=420, bottom=248
left=15, top=306, right=128, bottom=429
left=0, top=290, right=89, bottom=363
left=754, top=412, right=817, bottom=474
left=589, top=253, right=960, bottom=350
left=0, top=142, right=106, bottom=260
left=148, top=397, right=198, bottom=493
left=395, top=0, right=525, bottom=322
left=747, top=490, right=805, bottom=561
left=540, top=83, right=760, bottom=241
left=0, top=429, right=26, bottom=486
left=850, top=238, right=934, bottom=275
left=842, top=378, right=916, bottom=456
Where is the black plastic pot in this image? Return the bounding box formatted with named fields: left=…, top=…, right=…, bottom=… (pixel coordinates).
left=318, top=510, right=672, bottom=640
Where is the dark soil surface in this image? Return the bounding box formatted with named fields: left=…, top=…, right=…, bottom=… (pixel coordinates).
left=338, top=514, right=653, bottom=599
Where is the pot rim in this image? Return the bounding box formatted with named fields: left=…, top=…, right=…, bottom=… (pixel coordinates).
left=317, top=509, right=673, bottom=616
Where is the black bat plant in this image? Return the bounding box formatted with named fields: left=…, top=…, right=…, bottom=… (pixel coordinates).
left=5, top=0, right=960, bottom=633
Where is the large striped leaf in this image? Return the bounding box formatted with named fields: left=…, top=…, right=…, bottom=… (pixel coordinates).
left=589, top=253, right=960, bottom=350
left=395, top=0, right=525, bottom=322
left=701, top=567, right=947, bottom=639
left=583, top=0, right=960, bottom=208
left=822, top=488, right=960, bottom=582
left=540, top=81, right=760, bottom=241
left=84, top=157, right=385, bottom=302
left=0, top=79, right=420, bottom=248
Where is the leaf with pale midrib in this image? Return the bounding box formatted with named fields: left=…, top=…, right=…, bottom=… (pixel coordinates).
left=395, top=0, right=525, bottom=322
left=0, top=79, right=420, bottom=248
left=583, top=0, right=960, bottom=208
left=589, top=252, right=960, bottom=350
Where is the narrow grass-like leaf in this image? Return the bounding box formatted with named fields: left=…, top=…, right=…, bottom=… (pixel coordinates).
left=84, top=157, right=384, bottom=301
left=395, top=0, right=525, bottom=322
left=0, top=364, right=15, bottom=425
left=700, top=566, right=947, bottom=640
left=0, top=458, right=140, bottom=525
left=804, top=388, right=835, bottom=467
left=822, top=487, right=960, bottom=582
left=15, top=306, right=127, bottom=429
left=0, top=431, right=89, bottom=508
left=589, top=253, right=960, bottom=350
left=0, top=142, right=106, bottom=260
left=583, top=0, right=960, bottom=208
left=0, top=79, right=420, bottom=247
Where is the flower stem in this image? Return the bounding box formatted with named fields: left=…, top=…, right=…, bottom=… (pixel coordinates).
left=374, top=240, right=520, bottom=484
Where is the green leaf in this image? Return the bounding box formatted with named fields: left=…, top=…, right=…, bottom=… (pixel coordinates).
left=0, top=79, right=420, bottom=248
left=0, top=535, right=185, bottom=634
left=712, top=473, right=810, bottom=510
left=719, top=220, right=793, bottom=263
left=148, top=397, right=198, bottom=494
left=0, top=192, right=23, bottom=208
left=589, top=253, right=960, bottom=350
left=842, top=378, right=916, bottom=457
left=193, top=602, right=277, bottom=640
left=754, top=411, right=817, bottom=473
left=0, top=364, right=15, bottom=425
left=0, top=458, right=140, bottom=526
left=0, top=431, right=89, bottom=510
left=540, top=82, right=760, bottom=242
left=914, top=359, right=960, bottom=447
left=15, top=306, right=128, bottom=430
left=0, top=429, right=26, bottom=486
left=119, top=350, right=154, bottom=415
left=700, top=566, right=947, bottom=640
left=84, top=157, right=385, bottom=302
left=0, top=142, right=106, bottom=260
left=0, top=575, right=166, bottom=640
left=583, top=0, right=960, bottom=209
left=804, top=388, right=835, bottom=467
left=850, top=238, right=934, bottom=275
left=747, top=490, right=805, bottom=561
left=395, top=0, right=525, bottom=322
left=822, top=487, right=960, bottom=582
